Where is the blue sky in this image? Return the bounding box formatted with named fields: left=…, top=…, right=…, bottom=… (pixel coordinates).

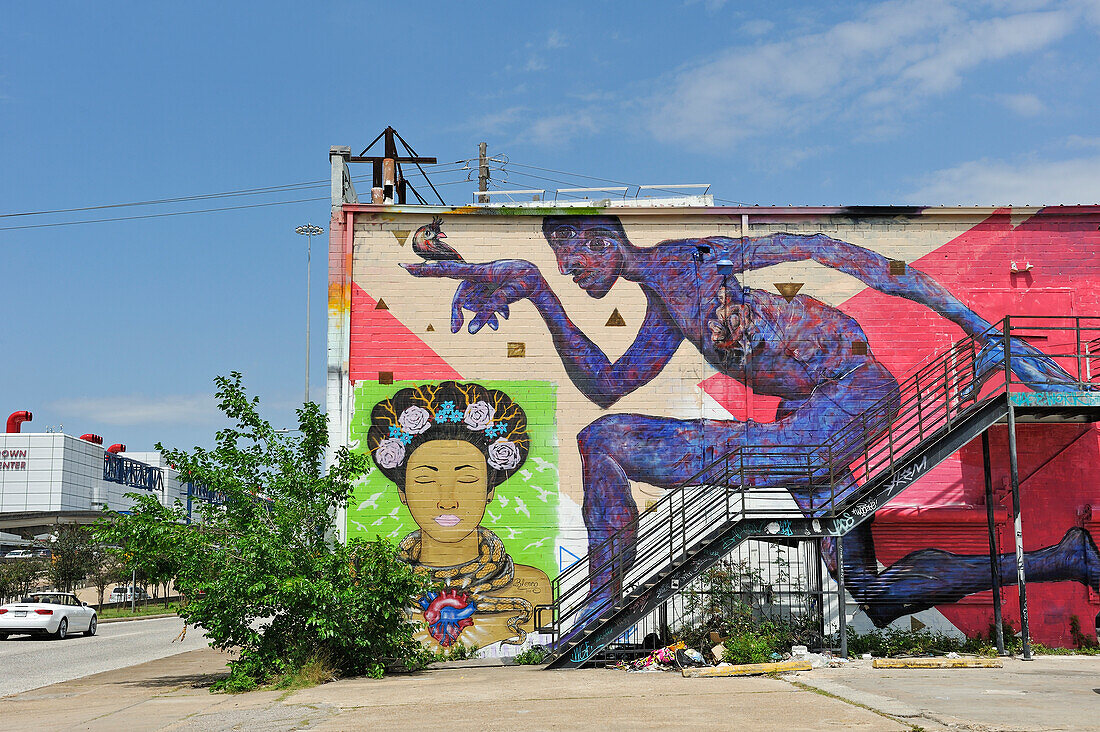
left=2, top=0, right=1099, bottom=451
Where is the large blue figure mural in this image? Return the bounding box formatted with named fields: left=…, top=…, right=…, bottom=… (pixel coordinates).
left=403, top=215, right=1100, bottom=627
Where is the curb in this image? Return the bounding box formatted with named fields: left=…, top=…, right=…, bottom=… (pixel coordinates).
left=683, top=659, right=812, bottom=678
left=872, top=657, right=1002, bottom=669
left=98, top=613, right=177, bottom=624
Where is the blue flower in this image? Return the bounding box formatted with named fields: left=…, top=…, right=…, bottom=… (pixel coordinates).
left=485, top=422, right=508, bottom=438
left=435, top=400, right=463, bottom=423
left=389, top=425, right=413, bottom=445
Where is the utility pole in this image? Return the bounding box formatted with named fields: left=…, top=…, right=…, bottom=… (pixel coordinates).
left=478, top=142, right=489, bottom=203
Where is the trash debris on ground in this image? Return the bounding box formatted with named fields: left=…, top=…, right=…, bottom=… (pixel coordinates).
left=612, top=641, right=846, bottom=673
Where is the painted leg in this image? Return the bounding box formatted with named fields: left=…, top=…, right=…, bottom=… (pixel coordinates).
left=828, top=524, right=1100, bottom=627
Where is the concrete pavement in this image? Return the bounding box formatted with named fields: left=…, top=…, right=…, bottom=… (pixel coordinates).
left=0, top=615, right=207, bottom=697
left=796, top=655, right=1100, bottom=731
left=0, top=648, right=907, bottom=731
left=4, top=646, right=1100, bottom=731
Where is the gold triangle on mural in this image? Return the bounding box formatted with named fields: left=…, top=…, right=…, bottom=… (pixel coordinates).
left=375, top=298, right=390, bottom=310
left=774, top=282, right=803, bottom=302
left=910, top=616, right=926, bottom=632
left=391, top=230, right=411, bottom=246
left=426, top=324, right=435, bottom=332
left=605, top=308, right=626, bottom=327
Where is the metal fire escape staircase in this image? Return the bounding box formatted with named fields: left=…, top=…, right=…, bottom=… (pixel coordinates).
left=540, top=316, right=1100, bottom=669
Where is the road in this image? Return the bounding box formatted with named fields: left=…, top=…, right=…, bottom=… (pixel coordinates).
left=0, top=616, right=208, bottom=697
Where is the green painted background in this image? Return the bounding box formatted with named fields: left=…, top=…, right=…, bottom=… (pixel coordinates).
left=347, top=380, right=559, bottom=580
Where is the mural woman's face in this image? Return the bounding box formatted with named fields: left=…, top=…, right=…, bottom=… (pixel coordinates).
left=401, top=440, right=492, bottom=544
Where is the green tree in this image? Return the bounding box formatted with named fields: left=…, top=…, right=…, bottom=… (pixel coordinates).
left=96, top=372, right=431, bottom=689
left=0, top=558, right=47, bottom=602
left=47, top=524, right=94, bottom=592
left=86, top=547, right=123, bottom=609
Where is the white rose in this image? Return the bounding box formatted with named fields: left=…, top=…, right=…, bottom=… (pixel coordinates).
left=463, top=401, right=495, bottom=431
left=397, top=406, right=432, bottom=435
left=487, top=438, right=521, bottom=471
left=374, top=438, right=407, bottom=469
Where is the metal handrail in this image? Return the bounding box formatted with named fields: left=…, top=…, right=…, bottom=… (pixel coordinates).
left=544, top=315, right=1100, bottom=653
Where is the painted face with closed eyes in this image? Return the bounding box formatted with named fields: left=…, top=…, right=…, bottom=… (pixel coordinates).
left=400, top=440, right=492, bottom=545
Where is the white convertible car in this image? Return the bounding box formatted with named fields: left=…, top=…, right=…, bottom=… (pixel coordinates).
left=0, top=592, right=98, bottom=640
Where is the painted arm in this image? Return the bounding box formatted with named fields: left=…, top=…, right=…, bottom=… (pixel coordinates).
left=714, top=233, right=1077, bottom=391
left=712, top=233, right=992, bottom=334
left=403, top=260, right=685, bottom=407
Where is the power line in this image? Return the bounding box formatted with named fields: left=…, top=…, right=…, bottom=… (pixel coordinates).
left=0, top=162, right=482, bottom=219
left=0, top=197, right=329, bottom=231
left=0, top=175, right=490, bottom=232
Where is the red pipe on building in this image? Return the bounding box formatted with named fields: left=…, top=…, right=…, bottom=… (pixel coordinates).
left=107, top=444, right=126, bottom=454
left=6, top=411, right=32, bottom=433
left=80, top=433, right=104, bottom=445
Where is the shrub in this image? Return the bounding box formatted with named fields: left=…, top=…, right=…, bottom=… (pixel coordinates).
left=513, top=646, right=549, bottom=665
left=722, top=630, right=779, bottom=665
left=97, top=372, right=434, bottom=691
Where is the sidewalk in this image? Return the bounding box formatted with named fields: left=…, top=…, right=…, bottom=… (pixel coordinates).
left=0, top=649, right=903, bottom=731
left=5, top=647, right=1099, bottom=731
left=796, top=655, right=1100, bottom=731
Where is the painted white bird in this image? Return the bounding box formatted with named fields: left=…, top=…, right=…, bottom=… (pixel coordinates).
left=371, top=516, right=385, bottom=526
left=350, top=520, right=367, bottom=532
left=387, top=525, right=403, bottom=538
left=498, top=494, right=509, bottom=507
left=357, top=492, right=384, bottom=511
left=519, top=469, right=533, bottom=481
left=504, top=527, right=521, bottom=540
left=523, top=537, right=548, bottom=551
left=486, top=509, right=500, bottom=523
left=513, top=497, right=530, bottom=518
left=532, top=485, right=555, bottom=502
left=532, top=457, right=557, bottom=473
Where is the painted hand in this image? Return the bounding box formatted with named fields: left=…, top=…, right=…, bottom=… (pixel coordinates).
left=963, top=332, right=1084, bottom=399
left=402, top=259, right=546, bottom=334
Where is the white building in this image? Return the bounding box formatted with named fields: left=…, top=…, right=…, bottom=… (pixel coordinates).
left=0, top=432, right=186, bottom=519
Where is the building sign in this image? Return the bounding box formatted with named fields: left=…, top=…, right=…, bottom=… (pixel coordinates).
left=1, top=449, right=28, bottom=470
left=103, top=453, right=163, bottom=491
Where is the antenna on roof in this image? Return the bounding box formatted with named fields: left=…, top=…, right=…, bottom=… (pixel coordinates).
left=348, top=127, right=444, bottom=205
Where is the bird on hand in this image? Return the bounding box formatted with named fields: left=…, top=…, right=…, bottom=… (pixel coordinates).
left=411, top=217, right=464, bottom=261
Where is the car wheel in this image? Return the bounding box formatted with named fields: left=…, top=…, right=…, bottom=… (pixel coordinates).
left=0, top=632, right=7, bottom=640
left=54, top=618, right=68, bottom=640
left=85, top=615, right=97, bottom=636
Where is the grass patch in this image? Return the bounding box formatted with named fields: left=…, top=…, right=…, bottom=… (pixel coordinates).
left=97, top=602, right=179, bottom=620
left=271, top=654, right=339, bottom=692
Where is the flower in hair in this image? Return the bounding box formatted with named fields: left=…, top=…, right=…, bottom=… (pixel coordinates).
left=435, top=400, right=463, bottom=423
left=398, top=406, right=432, bottom=435
left=389, top=426, right=413, bottom=445
left=374, top=438, right=407, bottom=469
left=463, top=401, right=495, bottom=431
left=485, top=422, right=508, bottom=439
left=487, top=438, right=521, bottom=470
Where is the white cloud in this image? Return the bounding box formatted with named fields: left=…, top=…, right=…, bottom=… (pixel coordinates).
left=902, top=154, right=1100, bottom=204
left=523, top=110, right=600, bottom=147
left=648, top=0, right=1078, bottom=149
left=685, top=0, right=730, bottom=11
left=50, top=394, right=220, bottom=426
left=997, top=92, right=1044, bottom=115
left=546, top=30, right=567, bottom=49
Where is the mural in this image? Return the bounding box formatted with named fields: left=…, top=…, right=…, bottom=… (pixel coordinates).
left=348, top=380, right=557, bottom=653
left=339, top=206, right=1100, bottom=648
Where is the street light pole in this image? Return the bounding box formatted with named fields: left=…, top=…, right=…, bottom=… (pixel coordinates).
left=295, top=224, right=324, bottom=405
